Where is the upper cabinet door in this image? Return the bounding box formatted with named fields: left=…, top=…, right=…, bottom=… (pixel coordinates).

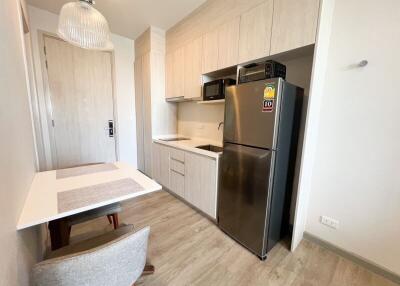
left=141, top=53, right=153, bottom=177
left=166, top=47, right=185, bottom=99
left=271, top=0, right=320, bottom=55
left=202, top=29, right=219, bottom=74
left=238, top=0, right=274, bottom=64
left=134, top=59, right=145, bottom=172
left=173, top=47, right=185, bottom=98
left=217, top=17, right=240, bottom=69
left=165, top=53, right=174, bottom=99
left=184, top=37, right=203, bottom=99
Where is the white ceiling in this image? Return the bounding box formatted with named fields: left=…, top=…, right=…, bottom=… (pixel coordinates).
left=26, top=0, right=207, bottom=39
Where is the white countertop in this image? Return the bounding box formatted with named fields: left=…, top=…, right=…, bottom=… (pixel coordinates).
left=17, top=162, right=162, bottom=230
left=153, top=135, right=223, bottom=159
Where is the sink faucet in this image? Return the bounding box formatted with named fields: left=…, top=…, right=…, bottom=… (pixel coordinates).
left=218, top=121, right=224, bottom=130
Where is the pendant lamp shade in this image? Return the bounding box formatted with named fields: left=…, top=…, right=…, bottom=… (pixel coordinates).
left=58, top=0, right=113, bottom=50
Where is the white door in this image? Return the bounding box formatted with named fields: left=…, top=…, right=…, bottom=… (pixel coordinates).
left=44, top=36, right=116, bottom=169
left=293, top=0, right=400, bottom=253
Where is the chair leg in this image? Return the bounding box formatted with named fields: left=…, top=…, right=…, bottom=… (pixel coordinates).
left=107, top=214, right=113, bottom=224
left=111, top=213, right=119, bottom=229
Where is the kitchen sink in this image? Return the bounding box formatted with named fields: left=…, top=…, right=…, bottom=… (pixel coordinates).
left=196, top=145, right=223, bottom=153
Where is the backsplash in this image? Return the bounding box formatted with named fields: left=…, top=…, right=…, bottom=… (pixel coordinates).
left=177, top=101, right=224, bottom=143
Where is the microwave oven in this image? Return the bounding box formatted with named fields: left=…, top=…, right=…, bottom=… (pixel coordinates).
left=203, top=79, right=236, bottom=101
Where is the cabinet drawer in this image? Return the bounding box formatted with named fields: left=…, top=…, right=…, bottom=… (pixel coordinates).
left=170, top=159, right=185, bottom=175
left=170, top=148, right=185, bottom=162
left=170, top=170, right=185, bottom=198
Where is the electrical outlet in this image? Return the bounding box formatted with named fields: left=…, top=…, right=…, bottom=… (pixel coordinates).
left=320, top=216, right=339, bottom=229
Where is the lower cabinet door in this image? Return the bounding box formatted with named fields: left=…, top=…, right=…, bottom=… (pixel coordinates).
left=170, top=170, right=185, bottom=198
left=159, top=145, right=170, bottom=189
left=185, top=152, right=217, bottom=219
left=151, top=143, right=161, bottom=183
left=153, top=143, right=170, bottom=189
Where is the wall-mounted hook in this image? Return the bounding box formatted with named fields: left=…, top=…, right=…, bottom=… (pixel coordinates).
left=358, top=60, right=368, bottom=67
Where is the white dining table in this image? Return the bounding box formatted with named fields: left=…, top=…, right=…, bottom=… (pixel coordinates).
left=17, top=162, right=162, bottom=231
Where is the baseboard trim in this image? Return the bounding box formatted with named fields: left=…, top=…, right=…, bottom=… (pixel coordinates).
left=162, top=188, right=217, bottom=224
left=303, top=232, right=400, bottom=284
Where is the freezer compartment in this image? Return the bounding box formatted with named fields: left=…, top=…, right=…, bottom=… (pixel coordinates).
left=218, top=143, right=274, bottom=257
left=223, top=78, right=282, bottom=150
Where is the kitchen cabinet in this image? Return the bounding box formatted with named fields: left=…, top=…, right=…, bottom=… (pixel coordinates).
left=170, top=170, right=185, bottom=198
left=165, top=47, right=184, bottom=99
left=238, top=0, right=274, bottom=64
left=159, top=144, right=170, bottom=189
left=166, top=0, right=320, bottom=85
left=270, top=0, right=320, bottom=55
left=134, top=53, right=152, bottom=176
left=200, top=17, right=240, bottom=74
left=184, top=37, right=203, bottom=99
left=151, top=142, right=161, bottom=182
left=165, top=53, right=174, bottom=99
left=134, top=58, right=145, bottom=172
left=135, top=28, right=176, bottom=177
left=153, top=142, right=218, bottom=219
left=202, top=29, right=219, bottom=74
left=152, top=143, right=170, bottom=189
left=217, top=17, right=240, bottom=70
left=185, top=152, right=217, bottom=219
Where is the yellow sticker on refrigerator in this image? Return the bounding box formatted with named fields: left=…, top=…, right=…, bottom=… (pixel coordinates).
left=263, top=83, right=275, bottom=112
left=264, top=83, right=275, bottom=99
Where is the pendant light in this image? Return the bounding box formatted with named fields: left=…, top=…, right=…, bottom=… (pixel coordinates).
left=58, top=0, right=113, bottom=51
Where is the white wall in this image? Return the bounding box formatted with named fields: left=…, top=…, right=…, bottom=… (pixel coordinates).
left=0, top=0, right=40, bottom=285
left=291, top=0, right=335, bottom=251
left=28, top=5, right=137, bottom=169
left=304, top=0, right=400, bottom=276
left=177, top=102, right=224, bottom=143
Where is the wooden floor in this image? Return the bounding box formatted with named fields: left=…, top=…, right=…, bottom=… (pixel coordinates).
left=71, top=191, right=397, bottom=286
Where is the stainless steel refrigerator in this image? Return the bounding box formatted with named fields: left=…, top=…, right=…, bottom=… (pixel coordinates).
left=218, top=78, right=303, bottom=260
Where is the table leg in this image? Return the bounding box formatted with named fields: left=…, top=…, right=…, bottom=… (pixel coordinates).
left=48, top=220, right=70, bottom=250
left=111, top=213, right=119, bottom=229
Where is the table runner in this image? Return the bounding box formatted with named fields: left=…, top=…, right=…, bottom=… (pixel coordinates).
left=57, top=178, right=144, bottom=213
left=56, top=163, right=118, bottom=179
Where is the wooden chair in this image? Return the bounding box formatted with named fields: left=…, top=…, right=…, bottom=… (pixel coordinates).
left=33, top=224, right=152, bottom=286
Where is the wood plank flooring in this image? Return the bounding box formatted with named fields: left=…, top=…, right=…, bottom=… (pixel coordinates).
left=71, top=191, right=398, bottom=286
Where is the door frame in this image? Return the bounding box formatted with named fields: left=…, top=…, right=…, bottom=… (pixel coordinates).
left=38, top=31, right=119, bottom=169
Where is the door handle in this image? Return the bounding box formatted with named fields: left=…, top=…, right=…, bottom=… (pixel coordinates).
left=107, top=120, right=114, bottom=137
